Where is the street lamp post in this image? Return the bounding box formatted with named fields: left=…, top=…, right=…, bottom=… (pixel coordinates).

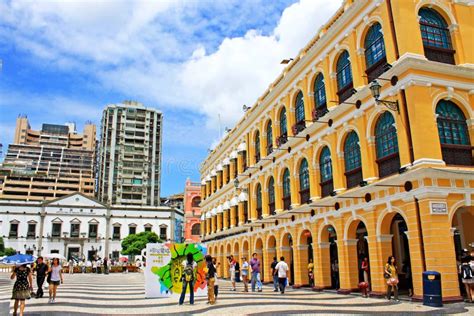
left=369, top=80, right=399, bottom=113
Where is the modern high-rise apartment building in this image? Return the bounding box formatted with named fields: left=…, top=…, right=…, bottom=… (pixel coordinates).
left=0, top=117, right=96, bottom=201
left=97, top=101, right=163, bottom=206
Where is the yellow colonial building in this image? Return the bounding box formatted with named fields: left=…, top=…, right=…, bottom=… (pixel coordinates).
left=199, top=0, right=473, bottom=302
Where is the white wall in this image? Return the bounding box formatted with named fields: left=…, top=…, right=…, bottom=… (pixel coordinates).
left=0, top=194, right=184, bottom=258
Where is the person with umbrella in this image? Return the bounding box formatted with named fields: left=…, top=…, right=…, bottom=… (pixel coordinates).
left=11, top=262, right=33, bottom=316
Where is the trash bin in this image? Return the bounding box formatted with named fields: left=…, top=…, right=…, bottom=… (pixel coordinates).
left=423, top=271, right=442, bottom=307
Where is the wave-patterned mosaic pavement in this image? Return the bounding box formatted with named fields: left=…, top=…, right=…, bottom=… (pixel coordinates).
left=0, top=272, right=472, bottom=315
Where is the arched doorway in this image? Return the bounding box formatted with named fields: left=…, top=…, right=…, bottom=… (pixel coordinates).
left=255, top=238, right=264, bottom=282
left=281, top=232, right=294, bottom=285
left=344, top=219, right=370, bottom=292
left=355, top=222, right=369, bottom=283
left=233, top=242, right=241, bottom=282
left=225, top=243, right=232, bottom=279
left=452, top=206, right=474, bottom=299
left=267, top=236, right=277, bottom=282
left=242, top=240, right=249, bottom=262
left=321, top=225, right=339, bottom=289
left=390, top=213, right=412, bottom=296
left=298, top=229, right=314, bottom=286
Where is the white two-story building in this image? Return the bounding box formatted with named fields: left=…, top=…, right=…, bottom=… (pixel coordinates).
left=0, top=193, right=184, bottom=260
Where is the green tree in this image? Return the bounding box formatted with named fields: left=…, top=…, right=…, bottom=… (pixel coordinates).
left=3, top=248, right=16, bottom=256
left=0, top=237, right=5, bottom=255
left=121, top=231, right=160, bottom=256
left=0, top=237, right=16, bottom=257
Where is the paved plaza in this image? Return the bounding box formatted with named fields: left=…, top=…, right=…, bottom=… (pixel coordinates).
left=0, top=272, right=473, bottom=315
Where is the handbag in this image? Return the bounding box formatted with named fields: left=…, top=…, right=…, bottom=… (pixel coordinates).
left=387, top=277, right=399, bottom=286
left=383, top=272, right=390, bottom=279
left=46, top=272, right=51, bottom=284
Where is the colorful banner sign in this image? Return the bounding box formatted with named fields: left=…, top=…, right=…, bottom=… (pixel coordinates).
left=145, top=243, right=208, bottom=298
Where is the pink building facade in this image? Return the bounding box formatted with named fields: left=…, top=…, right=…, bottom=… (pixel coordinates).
left=183, top=178, right=201, bottom=242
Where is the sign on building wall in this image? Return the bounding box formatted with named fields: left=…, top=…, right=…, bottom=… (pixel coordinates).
left=430, top=201, right=448, bottom=215
left=145, top=243, right=207, bottom=298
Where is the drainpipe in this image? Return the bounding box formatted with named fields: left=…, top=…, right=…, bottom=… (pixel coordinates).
left=386, top=0, right=426, bottom=273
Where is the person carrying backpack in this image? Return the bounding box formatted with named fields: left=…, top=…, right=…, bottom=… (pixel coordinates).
left=460, top=254, right=474, bottom=303
left=179, top=253, right=197, bottom=305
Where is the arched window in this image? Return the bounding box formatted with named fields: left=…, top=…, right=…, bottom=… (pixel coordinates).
left=313, top=73, right=327, bottom=119
left=336, top=50, right=354, bottom=103
left=364, top=23, right=387, bottom=81
left=419, top=8, right=455, bottom=64
left=282, top=168, right=291, bottom=210
left=266, top=121, right=273, bottom=155
left=319, top=147, right=334, bottom=198
left=268, top=177, right=276, bottom=215
left=299, top=158, right=310, bottom=204
left=294, top=91, right=306, bottom=134
left=256, top=184, right=262, bottom=220
left=191, top=223, right=200, bottom=235
left=255, top=131, right=261, bottom=163
left=375, top=112, right=400, bottom=178
left=191, top=197, right=201, bottom=208
left=344, top=131, right=363, bottom=189
left=278, top=108, right=288, bottom=146
left=436, top=100, right=472, bottom=165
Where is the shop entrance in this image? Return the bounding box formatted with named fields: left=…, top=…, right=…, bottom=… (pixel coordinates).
left=328, top=226, right=339, bottom=289
left=452, top=206, right=474, bottom=299
left=390, top=214, right=412, bottom=296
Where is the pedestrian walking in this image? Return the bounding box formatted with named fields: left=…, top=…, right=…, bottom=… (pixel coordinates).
left=228, top=255, right=237, bottom=291
left=384, top=256, right=399, bottom=302
left=97, top=258, right=102, bottom=274
left=460, top=253, right=474, bottom=302
left=68, top=259, right=74, bottom=275
left=361, top=256, right=370, bottom=285
left=34, top=256, right=48, bottom=298
left=179, top=253, right=196, bottom=305
left=331, top=259, right=340, bottom=289
left=235, top=260, right=241, bottom=282
left=402, top=259, right=412, bottom=297
left=308, top=258, right=314, bottom=288
left=11, top=264, right=33, bottom=316
left=241, top=257, right=249, bottom=292
left=205, top=255, right=216, bottom=305
left=47, top=258, right=64, bottom=304
left=104, top=257, right=109, bottom=275
left=250, top=253, right=262, bottom=292
left=271, top=257, right=279, bottom=292
left=274, top=256, right=289, bottom=294
left=213, top=257, right=220, bottom=301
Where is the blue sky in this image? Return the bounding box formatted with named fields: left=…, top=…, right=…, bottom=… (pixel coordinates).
left=0, top=0, right=341, bottom=196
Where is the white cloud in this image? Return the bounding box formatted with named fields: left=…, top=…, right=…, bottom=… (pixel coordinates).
left=1, top=0, right=174, bottom=65
left=1, top=0, right=343, bottom=149
left=178, top=0, right=343, bottom=145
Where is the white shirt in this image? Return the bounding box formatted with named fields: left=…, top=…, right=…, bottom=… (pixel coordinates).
left=182, top=260, right=197, bottom=269
left=275, top=261, right=289, bottom=278
left=241, top=261, right=249, bottom=276
left=50, top=265, right=62, bottom=282
left=214, top=264, right=219, bottom=285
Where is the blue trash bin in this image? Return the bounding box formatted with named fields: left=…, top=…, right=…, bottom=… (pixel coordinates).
left=423, top=271, right=442, bottom=307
